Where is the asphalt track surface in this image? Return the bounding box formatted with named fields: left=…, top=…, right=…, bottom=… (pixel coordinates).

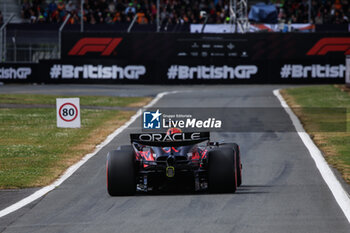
left=0, top=84, right=349, bottom=233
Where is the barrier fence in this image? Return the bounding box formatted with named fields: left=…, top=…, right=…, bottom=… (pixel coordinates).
left=0, top=32, right=348, bottom=84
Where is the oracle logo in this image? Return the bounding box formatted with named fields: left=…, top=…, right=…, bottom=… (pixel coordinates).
left=307, top=38, right=350, bottom=55
left=68, top=37, right=123, bottom=56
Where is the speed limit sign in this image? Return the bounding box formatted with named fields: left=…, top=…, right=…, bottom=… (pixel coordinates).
left=56, top=98, right=81, bottom=128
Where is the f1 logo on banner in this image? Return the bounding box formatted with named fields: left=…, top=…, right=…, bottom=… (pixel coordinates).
left=307, top=38, right=350, bottom=55
left=68, top=37, right=123, bottom=56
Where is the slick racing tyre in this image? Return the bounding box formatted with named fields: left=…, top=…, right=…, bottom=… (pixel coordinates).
left=221, top=143, right=242, bottom=187
left=208, top=148, right=237, bottom=193
left=107, top=149, right=136, bottom=196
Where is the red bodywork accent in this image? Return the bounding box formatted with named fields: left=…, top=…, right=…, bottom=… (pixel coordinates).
left=162, top=148, right=171, bottom=153
left=166, top=128, right=182, bottom=135
left=135, top=147, right=208, bottom=167
left=190, top=148, right=207, bottom=166
left=191, top=151, right=201, bottom=160
left=201, top=149, right=208, bottom=159
left=161, top=147, right=179, bottom=153
left=137, top=150, right=155, bottom=168
left=139, top=150, right=155, bottom=161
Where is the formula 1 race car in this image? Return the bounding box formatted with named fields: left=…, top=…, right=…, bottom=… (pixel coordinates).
left=106, top=129, right=242, bottom=196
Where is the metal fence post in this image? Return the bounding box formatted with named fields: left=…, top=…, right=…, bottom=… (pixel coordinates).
left=157, top=0, right=160, bottom=32
left=127, top=14, right=138, bottom=33
left=4, top=26, right=6, bottom=61
left=308, top=0, right=311, bottom=23
left=0, top=30, right=2, bottom=62
left=201, top=15, right=209, bottom=33
left=12, top=37, right=16, bottom=62
left=80, top=0, right=84, bottom=32
left=58, top=14, right=71, bottom=59
left=0, top=14, right=14, bottom=62
left=29, top=44, right=32, bottom=62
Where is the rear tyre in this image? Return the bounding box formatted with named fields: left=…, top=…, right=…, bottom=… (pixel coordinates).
left=107, top=149, right=136, bottom=196
left=208, top=148, right=237, bottom=193
left=221, top=143, right=242, bottom=187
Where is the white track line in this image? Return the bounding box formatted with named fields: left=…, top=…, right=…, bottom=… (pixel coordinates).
left=0, top=90, right=178, bottom=218
left=273, top=89, right=350, bottom=223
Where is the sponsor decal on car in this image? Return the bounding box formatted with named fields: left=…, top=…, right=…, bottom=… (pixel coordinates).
left=138, top=132, right=201, bottom=142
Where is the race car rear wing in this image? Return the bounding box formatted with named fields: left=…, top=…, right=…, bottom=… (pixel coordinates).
left=130, top=132, right=210, bottom=147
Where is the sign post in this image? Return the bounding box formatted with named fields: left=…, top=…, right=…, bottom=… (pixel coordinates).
left=56, top=98, right=81, bottom=128
left=346, top=55, right=350, bottom=88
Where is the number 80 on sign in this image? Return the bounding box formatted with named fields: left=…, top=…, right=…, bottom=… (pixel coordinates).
left=59, top=103, right=78, bottom=122
left=56, top=98, right=81, bottom=128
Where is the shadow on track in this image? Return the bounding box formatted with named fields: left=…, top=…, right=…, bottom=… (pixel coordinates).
left=133, top=184, right=271, bottom=196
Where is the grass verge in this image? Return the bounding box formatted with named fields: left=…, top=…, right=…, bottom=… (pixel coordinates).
left=281, top=85, right=350, bottom=183
left=0, top=94, right=151, bottom=107
left=0, top=95, right=150, bottom=189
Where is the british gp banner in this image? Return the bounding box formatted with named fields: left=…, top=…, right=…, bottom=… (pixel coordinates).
left=4, top=33, right=350, bottom=84
left=59, top=32, right=350, bottom=83
left=0, top=63, right=37, bottom=83
left=40, top=60, right=150, bottom=84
